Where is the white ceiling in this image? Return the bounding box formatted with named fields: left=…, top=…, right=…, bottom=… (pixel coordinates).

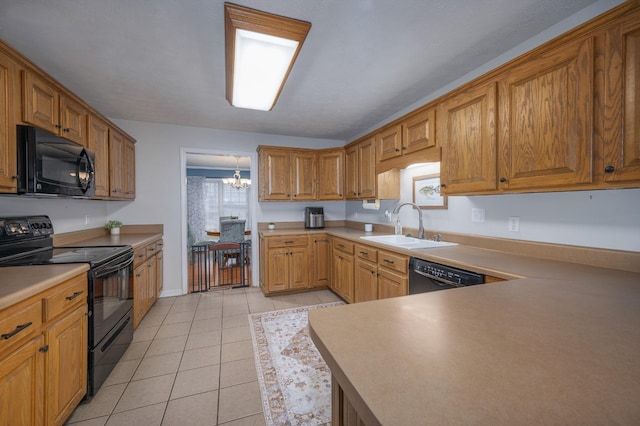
left=0, top=0, right=602, bottom=142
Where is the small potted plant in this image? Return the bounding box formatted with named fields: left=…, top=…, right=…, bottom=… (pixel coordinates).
left=105, top=220, right=123, bottom=235
left=267, top=222, right=276, bottom=230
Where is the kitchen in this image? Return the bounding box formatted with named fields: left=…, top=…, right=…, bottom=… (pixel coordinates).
left=0, top=0, right=639, bottom=425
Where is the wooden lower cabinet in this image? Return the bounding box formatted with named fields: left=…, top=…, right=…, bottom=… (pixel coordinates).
left=260, top=235, right=311, bottom=295
left=331, top=238, right=355, bottom=303
left=0, top=272, right=88, bottom=426
left=354, top=258, right=377, bottom=303
left=0, top=335, right=45, bottom=426
left=133, top=238, right=163, bottom=329
left=311, top=235, right=331, bottom=288
left=377, top=268, right=408, bottom=299
left=45, top=305, right=87, bottom=426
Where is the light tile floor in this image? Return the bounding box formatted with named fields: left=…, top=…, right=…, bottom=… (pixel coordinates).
left=66, top=287, right=342, bottom=426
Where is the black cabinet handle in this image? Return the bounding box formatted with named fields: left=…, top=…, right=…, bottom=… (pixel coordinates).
left=55, top=124, right=62, bottom=129
left=1, top=322, right=33, bottom=340
left=359, top=251, right=368, bottom=255
left=500, top=177, right=507, bottom=183
left=395, top=148, right=400, bottom=152
left=39, top=345, right=49, bottom=353
left=604, top=165, right=615, bottom=173
left=440, top=183, right=446, bottom=188
left=65, top=290, right=84, bottom=301
left=383, top=259, right=394, bottom=264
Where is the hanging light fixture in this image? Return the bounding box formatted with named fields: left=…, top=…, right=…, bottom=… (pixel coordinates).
left=222, top=157, right=251, bottom=190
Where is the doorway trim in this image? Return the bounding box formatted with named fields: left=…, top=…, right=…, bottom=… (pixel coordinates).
left=180, top=147, right=258, bottom=295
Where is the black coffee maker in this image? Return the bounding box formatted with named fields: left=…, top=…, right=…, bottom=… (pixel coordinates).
left=304, top=207, right=325, bottom=229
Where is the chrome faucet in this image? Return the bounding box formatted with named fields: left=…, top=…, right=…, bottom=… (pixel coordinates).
left=392, top=202, right=424, bottom=239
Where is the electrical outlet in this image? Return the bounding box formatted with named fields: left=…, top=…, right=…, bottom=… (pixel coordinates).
left=508, top=216, right=520, bottom=232
left=471, top=208, right=485, bottom=223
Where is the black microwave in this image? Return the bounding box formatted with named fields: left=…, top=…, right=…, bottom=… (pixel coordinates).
left=17, top=125, right=96, bottom=197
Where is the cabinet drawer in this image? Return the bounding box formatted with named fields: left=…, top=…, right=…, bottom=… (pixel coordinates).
left=155, top=239, right=164, bottom=252
left=355, top=244, right=377, bottom=262
left=333, top=238, right=354, bottom=254
left=378, top=250, right=408, bottom=274
left=0, top=299, right=42, bottom=356
left=267, top=235, right=309, bottom=248
left=133, top=246, right=147, bottom=267
left=146, top=243, right=158, bottom=258
left=43, top=274, right=87, bottom=322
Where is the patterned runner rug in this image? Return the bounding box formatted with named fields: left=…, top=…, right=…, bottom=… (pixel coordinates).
left=249, top=302, right=344, bottom=425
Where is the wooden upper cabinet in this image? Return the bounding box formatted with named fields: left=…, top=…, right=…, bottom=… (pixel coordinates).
left=259, top=148, right=290, bottom=201
left=59, top=94, right=87, bottom=146
left=358, top=137, right=377, bottom=198
left=344, top=144, right=359, bottom=199
left=0, top=50, right=17, bottom=193
left=403, top=108, right=436, bottom=154
left=22, top=70, right=59, bottom=134
left=603, top=10, right=640, bottom=183
left=22, top=70, right=87, bottom=145
left=317, top=149, right=344, bottom=200
left=87, top=114, right=110, bottom=197
left=499, top=37, right=595, bottom=190
left=123, top=137, right=136, bottom=199
left=376, top=124, right=402, bottom=161
left=290, top=150, right=316, bottom=200
left=109, top=128, right=125, bottom=198
left=440, top=82, right=497, bottom=194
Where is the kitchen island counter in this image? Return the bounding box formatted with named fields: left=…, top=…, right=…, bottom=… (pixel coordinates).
left=309, top=272, right=640, bottom=424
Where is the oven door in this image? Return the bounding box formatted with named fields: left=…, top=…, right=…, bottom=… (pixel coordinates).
left=90, top=251, right=134, bottom=346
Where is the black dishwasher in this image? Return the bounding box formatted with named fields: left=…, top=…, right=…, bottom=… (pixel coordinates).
left=409, top=257, right=485, bottom=294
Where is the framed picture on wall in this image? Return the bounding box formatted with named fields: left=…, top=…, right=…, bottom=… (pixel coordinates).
left=413, top=174, right=447, bottom=209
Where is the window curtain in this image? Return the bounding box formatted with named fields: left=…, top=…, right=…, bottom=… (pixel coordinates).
left=187, top=176, right=207, bottom=245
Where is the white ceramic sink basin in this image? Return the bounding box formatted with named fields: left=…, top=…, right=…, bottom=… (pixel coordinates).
left=360, top=235, right=458, bottom=250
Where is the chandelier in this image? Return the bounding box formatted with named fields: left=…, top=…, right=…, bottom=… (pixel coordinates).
left=222, top=157, right=251, bottom=190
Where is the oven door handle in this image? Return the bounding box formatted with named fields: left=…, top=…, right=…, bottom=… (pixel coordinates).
left=94, top=255, right=134, bottom=277
left=413, top=268, right=460, bottom=288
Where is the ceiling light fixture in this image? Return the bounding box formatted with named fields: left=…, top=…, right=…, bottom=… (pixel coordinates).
left=222, top=157, right=251, bottom=190
left=224, top=3, right=311, bottom=111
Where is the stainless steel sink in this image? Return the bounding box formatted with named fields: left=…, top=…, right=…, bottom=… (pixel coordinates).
left=360, top=235, right=458, bottom=250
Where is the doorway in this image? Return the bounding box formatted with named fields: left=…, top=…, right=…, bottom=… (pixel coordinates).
left=180, top=149, right=257, bottom=295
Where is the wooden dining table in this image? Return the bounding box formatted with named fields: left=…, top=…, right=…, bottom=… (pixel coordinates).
left=205, top=229, right=251, bottom=237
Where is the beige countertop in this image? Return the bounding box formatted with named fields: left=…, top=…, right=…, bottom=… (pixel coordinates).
left=57, top=232, right=163, bottom=249
left=0, top=264, right=89, bottom=310
left=301, top=227, right=640, bottom=424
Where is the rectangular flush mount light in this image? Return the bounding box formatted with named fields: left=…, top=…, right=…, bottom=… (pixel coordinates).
left=224, top=3, right=311, bottom=111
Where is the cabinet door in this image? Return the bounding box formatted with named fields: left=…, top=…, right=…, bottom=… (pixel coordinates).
left=0, top=336, right=45, bottom=426
left=499, top=37, right=594, bottom=189
left=317, top=149, right=344, bottom=200
left=289, top=247, right=310, bottom=289
left=354, top=259, right=377, bottom=303
left=266, top=248, right=289, bottom=292
left=156, top=251, right=164, bottom=298
left=123, top=137, right=136, bottom=199
left=0, top=51, right=17, bottom=193
left=290, top=151, right=316, bottom=200
left=603, top=12, right=640, bottom=183
left=344, top=145, right=359, bottom=199
left=146, top=256, right=157, bottom=311
left=59, top=94, right=86, bottom=146
left=22, top=70, right=59, bottom=134
left=45, top=305, right=87, bottom=426
left=403, top=108, right=436, bottom=154
left=358, top=137, right=376, bottom=199
left=376, top=125, right=402, bottom=161
left=311, top=236, right=331, bottom=288
left=440, top=81, right=497, bottom=194
left=378, top=268, right=408, bottom=299
left=109, top=129, right=124, bottom=198
left=259, top=149, right=290, bottom=200
left=333, top=252, right=354, bottom=303
left=87, top=114, right=110, bottom=197
left=133, top=263, right=148, bottom=329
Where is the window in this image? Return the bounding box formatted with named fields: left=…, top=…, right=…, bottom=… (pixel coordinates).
left=203, top=178, right=250, bottom=230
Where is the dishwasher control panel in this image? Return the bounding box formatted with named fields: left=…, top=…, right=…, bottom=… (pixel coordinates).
left=410, top=257, right=485, bottom=286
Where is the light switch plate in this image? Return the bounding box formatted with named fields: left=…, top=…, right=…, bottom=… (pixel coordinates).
left=471, top=208, right=485, bottom=223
